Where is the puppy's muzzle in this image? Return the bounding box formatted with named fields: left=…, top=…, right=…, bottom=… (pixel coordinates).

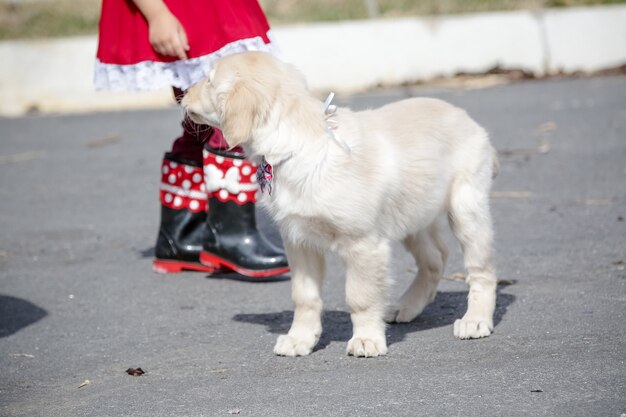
left=185, top=109, right=206, bottom=125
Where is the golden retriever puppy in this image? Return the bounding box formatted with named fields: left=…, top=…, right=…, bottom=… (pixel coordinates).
left=182, top=52, right=499, bottom=357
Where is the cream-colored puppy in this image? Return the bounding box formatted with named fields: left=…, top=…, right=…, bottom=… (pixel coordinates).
left=183, top=52, right=499, bottom=357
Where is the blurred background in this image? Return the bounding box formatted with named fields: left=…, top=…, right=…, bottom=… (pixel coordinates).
left=1, top=0, right=624, bottom=40
left=0, top=0, right=624, bottom=115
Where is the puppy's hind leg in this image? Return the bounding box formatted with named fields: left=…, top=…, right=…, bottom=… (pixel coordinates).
left=274, top=242, right=325, bottom=357
left=449, top=169, right=497, bottom=339
left=386, top=223, right=447, bottom=323
left=343, top=237, right=392, bottom=357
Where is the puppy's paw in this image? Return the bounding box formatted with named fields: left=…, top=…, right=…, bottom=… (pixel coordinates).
left=347, top=336, right=388, bottom=357
left=385, top=304, right=423, bottom=323
left=384, top=289, right=437, bottom=323
left=453, top=316, right=493, bottom=339
left=274, top=334, right=316, bottom=357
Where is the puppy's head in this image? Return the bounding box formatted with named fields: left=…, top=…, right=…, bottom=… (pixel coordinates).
left=182, top=52, right=307, bottom=149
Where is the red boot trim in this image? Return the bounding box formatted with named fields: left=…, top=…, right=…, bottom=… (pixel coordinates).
left=160, top=159, right=208, bottom=213
left=202, top=149, right=259, bottom=205
left=152, top=259, right=215, bottom=274
left=199, top=251, right=290, bottom=278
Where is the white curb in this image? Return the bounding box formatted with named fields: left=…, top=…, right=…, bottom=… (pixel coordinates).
left=542, top=6, right=626, bottom=73
left=0, top=5, right=624, bottom=116
left=278, top=11, right=546, bottom=92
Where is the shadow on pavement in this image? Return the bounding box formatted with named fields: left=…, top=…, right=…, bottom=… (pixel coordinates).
left=205, top=271, right=290, bottom=283
left=233, top=291, right=515, bottom=351
left=386, top=291, right=514, bottom=346
left=138, top=247, right=154, bottom=258
left=138, top=246, right=290, bottom=282
left=0, top=295, right=48, bottom=338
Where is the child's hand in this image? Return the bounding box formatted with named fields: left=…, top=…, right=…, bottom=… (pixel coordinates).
left=147, top=10, right=190, bottom=60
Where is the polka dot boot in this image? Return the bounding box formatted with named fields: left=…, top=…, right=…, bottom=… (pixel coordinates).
left=199, top=147, right=290, bottom=278
left=152, top=153, right=215, bottom=274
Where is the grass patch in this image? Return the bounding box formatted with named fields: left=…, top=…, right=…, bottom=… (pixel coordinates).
left=261, top=0, right=626, bottom=23
left=0, top=0, right=624, bottom=40
left=0, top=0, right=100, bottom=40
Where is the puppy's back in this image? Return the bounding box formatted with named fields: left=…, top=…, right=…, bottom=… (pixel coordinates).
left=354, top=97, right=494, bottom=183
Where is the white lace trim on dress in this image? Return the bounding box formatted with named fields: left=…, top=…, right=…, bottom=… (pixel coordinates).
left=94, top=33, right=279, bottom=91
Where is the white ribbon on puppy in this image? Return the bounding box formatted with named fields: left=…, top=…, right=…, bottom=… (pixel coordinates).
left=323, top=92, right=351, bottom=154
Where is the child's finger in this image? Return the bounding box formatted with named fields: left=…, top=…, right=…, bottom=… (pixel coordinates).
left=178, top=26, right=190, bottom=51
left=173, top=40, right=188, bottom=60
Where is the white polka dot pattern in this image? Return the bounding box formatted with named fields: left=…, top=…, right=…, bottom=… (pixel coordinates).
left=159, top=158, right=207, bottom=213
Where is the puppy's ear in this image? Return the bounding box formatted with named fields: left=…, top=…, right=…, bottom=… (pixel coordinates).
left=220, top=79, right=270, bottom=149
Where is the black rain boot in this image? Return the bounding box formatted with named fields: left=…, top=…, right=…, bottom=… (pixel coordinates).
left=198, top=148, right=290, bottom=278
left=152, top=153, right=215, bottom=273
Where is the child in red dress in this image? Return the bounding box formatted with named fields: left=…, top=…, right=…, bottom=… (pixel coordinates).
left=95, top=0, right=289, bottom=278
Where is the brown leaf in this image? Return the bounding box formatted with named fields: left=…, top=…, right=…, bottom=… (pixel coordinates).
left=126, top=367, right=145, bottom=376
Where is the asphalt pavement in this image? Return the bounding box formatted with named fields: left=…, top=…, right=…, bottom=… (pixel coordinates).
left=1, top=76, right=625, bottom=417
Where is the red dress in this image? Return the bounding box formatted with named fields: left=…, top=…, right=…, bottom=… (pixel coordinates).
left=94, top=0, right=277, bottom=91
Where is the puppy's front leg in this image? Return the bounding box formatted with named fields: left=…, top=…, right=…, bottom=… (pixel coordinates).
left=274, top=242, right=325, bottom=357
left=342, top=238, right=391, bottom=357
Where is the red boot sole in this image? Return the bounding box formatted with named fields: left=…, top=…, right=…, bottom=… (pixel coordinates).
left=152, top=259, right=216, bottom=274
left=199, top=251, right=290, bottom=278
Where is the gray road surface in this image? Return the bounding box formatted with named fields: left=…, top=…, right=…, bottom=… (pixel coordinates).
left=1, top=76, right=625, bottom=417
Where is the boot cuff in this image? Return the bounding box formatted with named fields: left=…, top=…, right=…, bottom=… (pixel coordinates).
left=203, top=149, right=259, bottom=205
left=164, top=152, right=203, bottom=168
left=160, top=157, right=208, bottom=212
